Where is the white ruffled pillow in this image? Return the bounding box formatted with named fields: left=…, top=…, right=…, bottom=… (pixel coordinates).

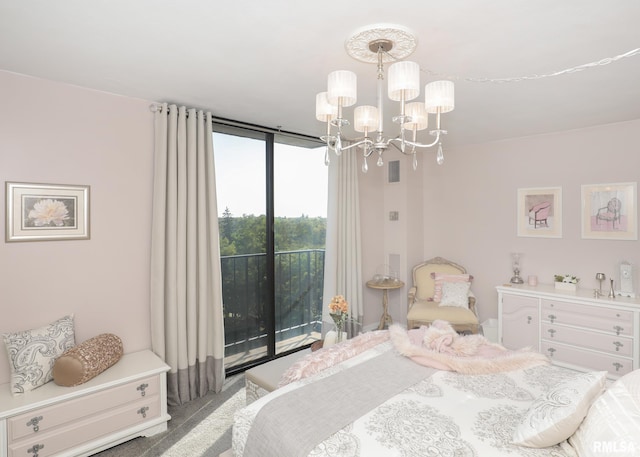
left=438, top=281, right=471, bottom=308
left=512, top=371, right=607, bottom=448
left=569, top=369, right=640, bottom=457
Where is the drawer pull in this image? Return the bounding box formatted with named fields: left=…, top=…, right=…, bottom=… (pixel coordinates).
left=137, top=406, right=150, bottom=418
left=547, top=329, right=556, bottom=338
left=527, top=316, right=532, bottom=324
left=613, top=362, right=624, bottom=372
left=548, top=314, right=556, bottom=323
left=137, top=383, right=149, bottom=397
left=26, top=416, right=43, bottom=432
left=613, top=325, right=624, bottom=336
left=613, top=341, right=624, bottom=351
left=27, top=444, right=44, bottom=456
left=547, top=347, right=556, bottom=357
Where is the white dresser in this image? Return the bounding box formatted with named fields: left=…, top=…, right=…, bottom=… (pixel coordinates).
left=0, top=350, right=170, bottom=457
left=497, top=284, right=640, bottom=378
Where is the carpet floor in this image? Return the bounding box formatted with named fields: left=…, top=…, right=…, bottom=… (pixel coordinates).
left=92, top=374, right=245, bottom=457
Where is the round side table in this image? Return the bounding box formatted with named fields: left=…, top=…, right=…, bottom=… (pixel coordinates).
left=366, top=278, right=404, bottom=330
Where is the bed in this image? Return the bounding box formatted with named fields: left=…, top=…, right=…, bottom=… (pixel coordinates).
left=232, top=324, right=640, bottom=457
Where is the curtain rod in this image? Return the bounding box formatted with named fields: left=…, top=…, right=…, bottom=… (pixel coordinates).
left=149, top=103, right=321, bottom=142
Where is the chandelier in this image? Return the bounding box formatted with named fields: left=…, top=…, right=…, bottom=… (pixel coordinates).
left=315, top=24, right=455, bottom=172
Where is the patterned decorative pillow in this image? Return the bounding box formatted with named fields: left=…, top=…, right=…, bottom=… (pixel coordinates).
left=431, top=273, right=473, bottom=302
left=569, top=369, right=640, bottom=457
left=512, top=371, right=607, bottom=448
left=2, top=315, right=75, bottom=394
left=438, top=281, right=471, bottom=308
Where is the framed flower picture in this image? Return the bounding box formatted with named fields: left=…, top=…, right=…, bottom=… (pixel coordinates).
left=581, top=182, right=637, bottom=240
left=517, top=187, right=562, bottom=238
left=5, top=182, right=90, bottom=242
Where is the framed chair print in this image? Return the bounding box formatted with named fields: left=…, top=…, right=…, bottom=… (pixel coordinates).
left=517, top=187, right=562, bottom=238
left=581, top=182, right=637, bottom=240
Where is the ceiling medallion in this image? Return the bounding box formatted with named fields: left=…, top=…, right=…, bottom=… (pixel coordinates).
left=345, top=24, right=418, bottom=64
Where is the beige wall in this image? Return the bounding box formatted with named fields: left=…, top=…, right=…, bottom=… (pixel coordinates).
left=359, top=119, right=640, bottom=328
left=0, top=71, right=154, bottom=384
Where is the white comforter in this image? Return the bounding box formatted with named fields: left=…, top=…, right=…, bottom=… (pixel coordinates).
left=233, top=340, right=579, bottom=457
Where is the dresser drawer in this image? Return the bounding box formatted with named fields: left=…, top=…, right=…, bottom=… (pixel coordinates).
left=8, top=394, right=160, bottom=457
left=541, top=299, right=633, bottom=336
left=7, top=375, right=159, bottom=442
left=541, top=341, right=634, bottom=376
left=541, top=323, right=633, bottom=357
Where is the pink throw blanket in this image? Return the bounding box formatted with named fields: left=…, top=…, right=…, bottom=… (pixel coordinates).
left=278, top=330, right=390, bottom=387
left=390, top=320, right=548, bottom=373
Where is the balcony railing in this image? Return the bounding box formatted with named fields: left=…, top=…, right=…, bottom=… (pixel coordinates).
left=221, top=249, right=324, bottom=368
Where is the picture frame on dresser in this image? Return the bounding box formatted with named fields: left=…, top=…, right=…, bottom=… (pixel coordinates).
left=516, top=186, right=562, bottom=238
left=5, top=182, right=90, bottom=242
left=581, top=181, right=637, bottom=240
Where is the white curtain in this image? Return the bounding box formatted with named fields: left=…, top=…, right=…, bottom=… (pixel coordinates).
left=150, top=103, right=225, bottom=406
left=322, top=150, right=363, bottom=336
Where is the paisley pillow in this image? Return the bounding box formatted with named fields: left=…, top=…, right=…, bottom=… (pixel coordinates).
left=2, top=315, right=75, bottom=394
left=512, top=371, right=607, bottom=447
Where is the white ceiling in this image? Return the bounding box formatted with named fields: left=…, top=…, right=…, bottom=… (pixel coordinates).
left=1, top=1, right=640, bottom=149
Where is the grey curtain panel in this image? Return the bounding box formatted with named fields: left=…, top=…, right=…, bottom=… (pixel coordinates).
left=322, top=148, right=364, bottom=337
left=150, top=104, right=225, bottom=406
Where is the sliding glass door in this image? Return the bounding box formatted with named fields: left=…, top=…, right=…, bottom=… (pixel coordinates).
left=213, top=125, right=327, bottom=371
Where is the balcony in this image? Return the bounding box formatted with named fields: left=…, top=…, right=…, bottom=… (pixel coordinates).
left=222, top=249, right=324, bottom=369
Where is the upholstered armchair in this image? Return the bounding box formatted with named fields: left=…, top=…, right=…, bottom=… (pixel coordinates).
left=407, top=256, right=479, bottom=334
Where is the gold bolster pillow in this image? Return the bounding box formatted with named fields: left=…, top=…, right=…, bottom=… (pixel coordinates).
left=53, top=333, right=123, bottom=387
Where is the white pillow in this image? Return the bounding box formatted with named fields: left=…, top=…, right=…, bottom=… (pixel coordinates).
left=569, top=369, right=640, bottom=457
left=438, top=281, right=470, bottom=308
left=2, top=315, right=75, bottom=394
left=512, top=371, right=607, bottom=448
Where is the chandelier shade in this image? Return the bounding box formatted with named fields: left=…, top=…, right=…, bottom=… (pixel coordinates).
left=404, top=102, right=429, bottom=131
left=354, top=105, right=379, bottom=132
left=327, top=70, right=357, bottom=107
left=315, top=92, right=337, bottom=122
left=316, top=24, right=455, bottom=172
left=425, top=80, right=455, bottom=114
left=388, top=61, right=420, bottom=102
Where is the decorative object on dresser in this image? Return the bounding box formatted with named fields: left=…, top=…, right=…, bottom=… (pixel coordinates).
left=510, top=252, right=524, bottom=284
left=497, top=284, right=640, bottom=379
left=595, top=272, right=606, bottom=295
left=5, top=182, right=90, bottom=242
left=617, top=260, right=636, bottom=298
left=554, top=274, right=579, bottom=292
left=516, top=187, right=563, bottom=238
left=0, top=350, right=170, bottom=457
left=581, top=181, right=637, bottom=240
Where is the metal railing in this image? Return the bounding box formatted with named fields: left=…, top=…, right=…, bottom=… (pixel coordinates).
left=221, top=249, right=324, bottom=366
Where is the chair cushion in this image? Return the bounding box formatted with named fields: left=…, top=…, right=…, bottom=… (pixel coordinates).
left=415, top=263, right=465, bottom=301
left=408, top=300, right=479, bottom=325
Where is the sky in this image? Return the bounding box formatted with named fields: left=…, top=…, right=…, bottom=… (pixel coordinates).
left=213, top=133, right=328, bottom=218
